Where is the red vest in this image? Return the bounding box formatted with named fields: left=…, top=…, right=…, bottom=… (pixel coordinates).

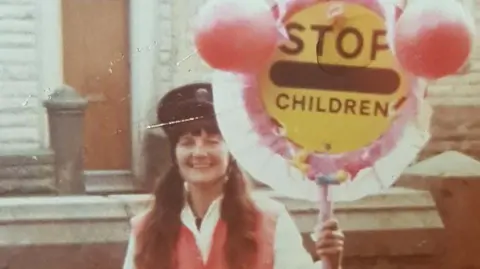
left=131, top=197, right=281, bottom=269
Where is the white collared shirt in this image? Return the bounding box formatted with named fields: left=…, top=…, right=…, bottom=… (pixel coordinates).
left=122, top=195, right=322, bottom=269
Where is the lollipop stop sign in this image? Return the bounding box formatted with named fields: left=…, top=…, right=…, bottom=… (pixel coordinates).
left=258, top=1, right=408, bottom=155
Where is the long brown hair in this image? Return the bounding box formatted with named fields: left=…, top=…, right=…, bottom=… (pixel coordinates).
left=135, top=134, right=260, bottom=269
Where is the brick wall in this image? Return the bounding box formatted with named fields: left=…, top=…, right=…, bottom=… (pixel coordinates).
left=0, top=0, right=41, bottom=151
left=155, top=0, right=480, bottom=160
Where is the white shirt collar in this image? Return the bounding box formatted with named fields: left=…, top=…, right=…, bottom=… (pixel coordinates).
left=181, top=193, right=223, bottom=230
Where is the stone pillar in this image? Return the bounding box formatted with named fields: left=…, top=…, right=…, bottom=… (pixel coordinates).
left=43, top=85, right=88, bottom=195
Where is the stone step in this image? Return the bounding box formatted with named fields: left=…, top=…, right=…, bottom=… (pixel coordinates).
left=0, top=149, right=56, bottom=195
left=0, top=187, right=445, bottom=269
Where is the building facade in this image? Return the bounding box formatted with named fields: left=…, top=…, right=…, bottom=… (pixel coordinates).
left=0, top=0, right=478, bottom=193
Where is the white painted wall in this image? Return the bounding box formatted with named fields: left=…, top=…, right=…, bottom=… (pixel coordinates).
left=0, top=0, right=43, bottom=151
left=37, top=0, right=63, bottom=148
left=130, top=0, right=158, bottom=176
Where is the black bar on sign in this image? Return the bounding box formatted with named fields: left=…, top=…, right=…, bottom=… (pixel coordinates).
left=269, top=61, right=400, bottom=95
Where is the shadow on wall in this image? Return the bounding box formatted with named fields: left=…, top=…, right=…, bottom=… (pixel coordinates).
left=140, top=128, right=172, bottom=192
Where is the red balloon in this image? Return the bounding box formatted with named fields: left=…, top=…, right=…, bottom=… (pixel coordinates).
left=394, top=0, right=474, bottom=79
left=193, top=0, right=279, bottom=73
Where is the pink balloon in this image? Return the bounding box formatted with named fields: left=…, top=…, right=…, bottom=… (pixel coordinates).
left=193, top=0, right=279, bottom=73
left=394, top=0, right=474, bottom=79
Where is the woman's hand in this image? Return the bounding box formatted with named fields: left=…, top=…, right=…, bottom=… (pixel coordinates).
left=315, top=219, right=344, bottom=269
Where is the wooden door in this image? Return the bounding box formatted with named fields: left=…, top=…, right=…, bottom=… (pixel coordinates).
left=62, top=0, right=131, bottom=170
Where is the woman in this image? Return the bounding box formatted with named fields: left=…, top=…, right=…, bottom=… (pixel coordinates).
left=123, top=83, right=345, bottom=269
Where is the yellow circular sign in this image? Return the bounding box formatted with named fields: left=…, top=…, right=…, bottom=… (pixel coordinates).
left=258, top=1, right=408, bottom=154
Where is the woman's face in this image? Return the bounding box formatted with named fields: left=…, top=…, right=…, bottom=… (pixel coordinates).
left=175, top=129, right=230, bottom=186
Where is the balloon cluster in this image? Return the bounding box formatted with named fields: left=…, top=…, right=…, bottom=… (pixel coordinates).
left=193, top=0, right=474, bottom=79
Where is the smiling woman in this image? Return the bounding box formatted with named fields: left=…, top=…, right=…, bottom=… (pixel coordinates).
left=175, top=129, right=230, bottom=186
left=122, top=82, right=345, bottom=269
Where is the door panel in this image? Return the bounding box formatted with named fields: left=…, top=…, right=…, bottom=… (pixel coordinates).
left=62, top=0, right=132, bottom=170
